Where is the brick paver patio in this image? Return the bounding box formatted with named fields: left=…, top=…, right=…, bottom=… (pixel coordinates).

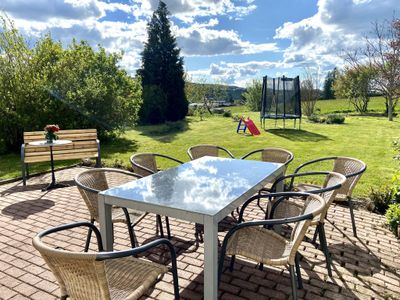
left=0, top=167, right=399, bottom=299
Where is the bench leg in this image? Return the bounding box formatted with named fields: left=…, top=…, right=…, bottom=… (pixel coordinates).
left=26, top=163, right=29, bottom=178
left=22, top=163, right=26, bottom=186
left=95, top=156, right=101, bottom=168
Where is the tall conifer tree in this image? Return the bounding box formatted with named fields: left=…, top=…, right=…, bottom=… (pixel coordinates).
left=139, top=1, right=188, bottom=124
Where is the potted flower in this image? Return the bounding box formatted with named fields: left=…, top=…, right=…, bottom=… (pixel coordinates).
left=44, top=124, right=60, bottom=143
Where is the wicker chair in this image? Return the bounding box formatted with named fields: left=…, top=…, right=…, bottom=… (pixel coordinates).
left=75, top=168, right=150, bottom=251
left=129, top=153, right=184, bottom=178
left=260, top=171, right=346, bottom=276
left=219, top=192, right=325, bottom=299
left=242, top=148, right=294, bottom=209
left=292, top=157, right=366, bottom=237
left=129, top=153, right=184, bottom=239
left=187, top=144, right=234, bottom=160
left=32, top=222, right=180, bottom=300
left=241, top=147, right=293, bottom=167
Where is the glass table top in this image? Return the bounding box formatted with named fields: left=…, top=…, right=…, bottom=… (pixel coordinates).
left=101, top=156, right=283, bottom=216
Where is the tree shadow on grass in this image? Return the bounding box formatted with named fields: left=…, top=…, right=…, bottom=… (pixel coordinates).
left=267, top=129, right=331, bottom=142
left=101, top=136, right=139, bottom=159
left=135, top=119, right=190, bottom=143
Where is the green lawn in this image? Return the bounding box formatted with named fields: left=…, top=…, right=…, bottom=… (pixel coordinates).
left=1, top=96, right=398, bottom=197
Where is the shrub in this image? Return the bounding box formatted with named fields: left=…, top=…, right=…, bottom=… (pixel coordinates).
left=0, top=18, right=142, bottom=151
left=369, top=186, right=396, bottom=214
left=385, top=203, right=400, bottom=234
left=326, top=114, right=345, bottom=124
left=211, top=108, right=225, bottom=114
left=308, top=114, right=325, bottom=123
left=222, top=110, right=232, bottom=118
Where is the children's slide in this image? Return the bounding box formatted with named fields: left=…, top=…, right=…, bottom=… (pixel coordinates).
left=243, top=118, right=260, bottom=135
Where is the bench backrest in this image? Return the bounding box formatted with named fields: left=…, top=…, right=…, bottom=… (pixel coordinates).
left=23, top=129, right=99, bottom=164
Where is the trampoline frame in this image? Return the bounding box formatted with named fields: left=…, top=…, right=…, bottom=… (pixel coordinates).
left=260, top=75, right=302, bottom=129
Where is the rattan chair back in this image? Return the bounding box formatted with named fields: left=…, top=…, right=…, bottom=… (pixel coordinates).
left=288, top=194, right=325, bottom=262
left=75, top=168, right=141, bottom=220
left=333, top=157, right=366, bottom=200
left=32, top=222, right=174, bottom=300
left=187, top=144, right=234, bottom=160
left=130, top=153, right=158, bottom=177
left=33, top=236, right=110, bottom=299
left=271, top=172, right=345, bottom=223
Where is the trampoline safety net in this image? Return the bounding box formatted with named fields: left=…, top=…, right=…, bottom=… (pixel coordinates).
left=260, top=75, right=301, bottom=129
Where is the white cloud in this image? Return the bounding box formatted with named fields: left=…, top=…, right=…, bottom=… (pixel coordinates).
left=188, top=60, right=279, bottom=87
left=177, top=26, right=278, bottom=56
left=274, top=0, right=399, bottom=71
left=0, top=0, right=104, bottom=21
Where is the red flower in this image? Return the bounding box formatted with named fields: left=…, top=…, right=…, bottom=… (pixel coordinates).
left=44, top=124, right=60, bottom=133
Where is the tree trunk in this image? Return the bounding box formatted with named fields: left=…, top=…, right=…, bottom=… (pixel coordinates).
left=388, top=96, right=393, bottom=121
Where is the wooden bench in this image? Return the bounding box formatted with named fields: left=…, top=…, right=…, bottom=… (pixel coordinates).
left=21, top=129, right=101, bottom=185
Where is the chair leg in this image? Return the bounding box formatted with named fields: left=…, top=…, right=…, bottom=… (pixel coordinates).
left=156, top=215, right=164, bottom=237
left=165, top=216, right=171, bottom=239
left=84, top=219, right=95, bottom=252
left=60, top=296, right=68, bottom=300
left=295, top=253, right=303, bottom=289
left=348, top=198, right=357, bottom=237
left=229, top=255, right=236, bottom=272
left=312, top=225, right=319, bottom=247
left=127, top=224, right=137, bottom=248
left=289, top=265, right=298, bottom=300
left=258, top=263, right=264, bottom=271
left=22, top=163, right=26, bottom=186
left=318, top=223, right=332, bottom=277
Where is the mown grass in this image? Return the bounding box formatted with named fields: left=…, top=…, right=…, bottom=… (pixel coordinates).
left=1, top=96, right=398, bottom=197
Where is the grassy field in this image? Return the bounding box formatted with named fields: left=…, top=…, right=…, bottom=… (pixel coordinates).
left=1, top=96, right=398, bottom=197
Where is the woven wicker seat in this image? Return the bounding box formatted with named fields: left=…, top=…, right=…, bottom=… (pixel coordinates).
left=75, top=168, right=148, bottom=251
left=262, top=171, right=346, bottom=277
left=292, top=156, right=366, bottom=237
left=32, top=222, right=180, bottom=300
left=219, top=192, right=325, bottom=300
left=187, top=144, right=234, bottom=160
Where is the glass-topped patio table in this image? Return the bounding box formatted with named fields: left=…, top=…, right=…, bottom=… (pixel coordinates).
left=98, top=156, right=285, bottom=300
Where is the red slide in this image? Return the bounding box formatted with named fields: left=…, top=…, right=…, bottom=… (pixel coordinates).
left=243, top=118, right=261, bottom=135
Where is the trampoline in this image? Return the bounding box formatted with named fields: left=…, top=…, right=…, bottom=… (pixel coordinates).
left=260, top=75, right=301, bottom=129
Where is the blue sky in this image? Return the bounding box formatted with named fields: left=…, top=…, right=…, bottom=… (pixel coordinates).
left=0, top=0, right=397, bottom=87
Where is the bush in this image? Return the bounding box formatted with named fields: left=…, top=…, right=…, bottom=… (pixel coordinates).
left=211, top=108, right=225, bottom=114
left=307, top=114, right=345, bottom=124
left=326, top=114, right=345, bottom=124
left=0, top=18, right=142, bottom=151
left=385, top=203, right=400, bottom=234
left=369, top=186, right=396, bottom=214
left=222, top=110, right=232, bottom=118
left=307, top=114, right=326, bottom=123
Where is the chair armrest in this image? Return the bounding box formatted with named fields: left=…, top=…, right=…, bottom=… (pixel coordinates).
left=36, top=222, right=104, bottom=252
left=96, top=238, right=177, bottom=261
left=225, top=211, right=314, bottom=248
left=240, top=149, right=262, bottom=160
left=294, top=157, right=337, bottom=174
left=154, top=154, right=184, bottom=164
left=218, top=146, right=235, bottom=158
left=238, top=191, right=311, bottom=223
left=269, top=171, right=337, bottom=194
